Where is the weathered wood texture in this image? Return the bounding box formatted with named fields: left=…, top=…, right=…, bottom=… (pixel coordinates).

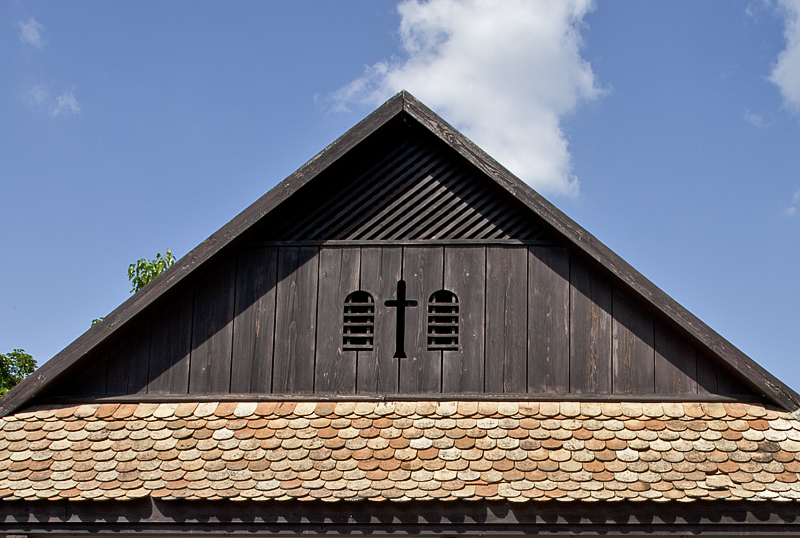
left=273, top=247, right=319, bottom=393
left=485, top=247, right=527, bottom=393
left=44, top=245, right=755, bottom=399
left=105, top=321, right=151, bottom=396
left=528, top=247, right=570, bottom=393
left=147, top=292, right=193, bottom=394
left=0, top=498, right=800, bottom=537
left=231, top=247, right=278, bottom=393
left=569, top=257, right=612, bottom=394
left=401, top=246, right=443, bottom=393
left=358, top=247, right=402, bottom=393
left=315, top=248, right=360, bottom=393
left=2, top=498, right=799, bottom=535
left=189, top=261, right=236, bottom=394
left=443, top=246, right=485, bottom=392
left=268, top=127, right=553, bottom=242
left=613, top=288, right=655, bottom=394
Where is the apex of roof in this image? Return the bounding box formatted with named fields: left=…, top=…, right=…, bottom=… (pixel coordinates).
left=2, top=91, right=798, bottom=415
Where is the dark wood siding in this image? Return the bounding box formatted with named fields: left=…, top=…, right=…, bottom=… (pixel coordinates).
left=528, top=247, right=570, bottom=394
left=613, top=288, right=656, bottom=394
left=231, top=247, right=278, bottom=393
left=401, top=246, right=443, bottom=393
left=147, top=292, right=193, bottom=394
left=189, top=260, right=236, bottom=394
left=105, top=322, right=151, bottom=396
left=485, top=247, right=527, bottom=393
left=569, top=257, right=612, bottom=394
left=273, top=247, right=319, bottom=393
left=358, top=247, right=402, bottom=393
left=315, top=247, right=360, bottom=394
left=266, top=122, right=554, bottom=243
left=45, top=244, right=757, bottom=399
left=443, top=246, right=485, bottom=392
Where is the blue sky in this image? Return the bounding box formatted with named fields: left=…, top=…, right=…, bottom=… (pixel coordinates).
left=2, top=1, right=800, bottom=392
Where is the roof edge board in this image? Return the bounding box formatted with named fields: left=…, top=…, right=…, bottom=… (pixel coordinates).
left=401, top=93, right=800, bottom=412
left=0, top=93, right=407, bottom=417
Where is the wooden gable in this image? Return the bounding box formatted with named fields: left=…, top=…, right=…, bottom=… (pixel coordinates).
left=3, top=92, right=798, bottom=415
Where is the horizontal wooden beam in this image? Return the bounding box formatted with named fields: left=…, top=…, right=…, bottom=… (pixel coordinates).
left=42, top=392, right=761, bottom=405
left=247, top=239, right=557, bottom=246
left=1, top=499, right=799, bottom=535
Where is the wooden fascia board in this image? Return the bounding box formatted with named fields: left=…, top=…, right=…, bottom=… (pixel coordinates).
left=402, top=93, right=800, bottom=412
left=1, top=498, right=800, bottom=533
left=0, top=94, right=406, bottom=417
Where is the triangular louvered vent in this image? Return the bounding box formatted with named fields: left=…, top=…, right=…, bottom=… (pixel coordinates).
left=269, top=125, right=550, bottom=242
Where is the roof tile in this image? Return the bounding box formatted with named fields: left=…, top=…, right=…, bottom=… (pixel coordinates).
left=1, top=400, right=797, bottom=502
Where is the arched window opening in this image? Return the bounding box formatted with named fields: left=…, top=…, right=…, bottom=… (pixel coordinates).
left=343, top=291, right=375, bottom=351
left=427, top=290, right=459, bottom=351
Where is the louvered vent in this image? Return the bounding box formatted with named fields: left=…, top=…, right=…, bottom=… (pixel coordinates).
left=343, top=291, right=375, bottom=351
left=269, top=130, right=551, bottom=242
left=427, top=290, right=459, bottom=351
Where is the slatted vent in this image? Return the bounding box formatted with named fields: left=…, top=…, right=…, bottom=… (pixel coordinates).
left=343, top=291, right=375, bottom=351
left=269, top=131, right=551, bottom=242
left=427, top=290, right=459, bottom=351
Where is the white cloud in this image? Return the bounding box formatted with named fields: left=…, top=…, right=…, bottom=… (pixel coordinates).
left=744, top=110, right=773, bottom=128
left=785, top=189, right=800, bottom=216
left=330, top=0, right=601, bottom=197
left=17, top=17, right=45, bottom=49
left=53, top=91, right=81, bottom=116
left=24, top=84, right=50, bottom=109
left=770, top=0, right=800, bottom=116
left=23, top=85, right=81, bottom=116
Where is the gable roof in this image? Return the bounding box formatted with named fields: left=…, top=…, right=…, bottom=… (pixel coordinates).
left=2, top=91, right=798, bottom=416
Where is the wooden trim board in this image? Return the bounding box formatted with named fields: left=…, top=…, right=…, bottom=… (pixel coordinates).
left=1, top=499, right=799, bottom=535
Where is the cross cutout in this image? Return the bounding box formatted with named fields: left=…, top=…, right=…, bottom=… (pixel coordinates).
left=384, top=279, right=418, bottom=358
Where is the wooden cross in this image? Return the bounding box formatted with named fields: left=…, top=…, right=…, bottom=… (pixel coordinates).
left=384, top=279, right=418, bottom=358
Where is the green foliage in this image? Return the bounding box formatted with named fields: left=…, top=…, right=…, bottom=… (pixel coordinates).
left=0, top=349, right=37, bottom=395
left=128, top=249, right=176, bottom=294
left=92, top=249, right=178, bottom=327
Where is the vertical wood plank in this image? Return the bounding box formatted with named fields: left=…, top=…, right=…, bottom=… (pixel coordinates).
left=189, top=260, right=237, bottom=394
left=485, top=247, right=527, bottom=393
left=358, top=247, right=402, bottom=393
left=654, top=321, right=697, bottom=394
left=64, top=355, right=109, bottom=397
left=315, top=247, right=361, bottom=393
left=147, top=291, right=193, bottom=394
left=273, top=247, right=319, bottom=393
left=528, top=247, right=570, bottom=393
left=443, top=246, right=485, bottom=392
left=612, top=288, right=655, bottom=394
left=696, top=353, right=718, bottom=394
left=716, top=367, right=753, bottom=395
left=106, top=322, right=151, bottom=396
left=401, top=246, right=444, bottom=393
left=569, top=257, right=612, bottom=394
left=231, top=247, right=278, bottom=393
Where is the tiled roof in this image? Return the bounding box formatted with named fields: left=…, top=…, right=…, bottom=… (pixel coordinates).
left=1, top=400, right=799, bottom=502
